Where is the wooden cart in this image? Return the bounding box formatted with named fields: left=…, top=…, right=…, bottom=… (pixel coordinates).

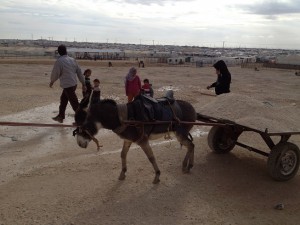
left=197, top=113, right=300, bottom=181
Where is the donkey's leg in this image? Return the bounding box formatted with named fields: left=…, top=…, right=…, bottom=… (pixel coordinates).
left=138, top=139, right=161, bottom=184
left=119, top=140, right=132, bottom=180
left=176, top=134, right=195, bottom=173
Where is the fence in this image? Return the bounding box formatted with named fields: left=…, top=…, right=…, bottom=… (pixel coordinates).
left=241, top=62, right=300, bottom=70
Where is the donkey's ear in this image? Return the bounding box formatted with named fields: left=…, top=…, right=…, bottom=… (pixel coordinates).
left=75, top=109, right=87, bottom=126
left=79, top=93, right=92, bottom=107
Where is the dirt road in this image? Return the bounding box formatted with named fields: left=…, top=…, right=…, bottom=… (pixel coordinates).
left=0, top=63, right=299, bottom=225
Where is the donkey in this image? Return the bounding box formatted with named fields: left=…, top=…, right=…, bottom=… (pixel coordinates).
left=73, top=92, right=196, bottom=184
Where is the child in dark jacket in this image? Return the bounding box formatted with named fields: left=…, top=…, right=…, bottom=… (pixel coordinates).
left=91, top=78, right=101, bottom=104
left=82, top=69, right=92, bottom=98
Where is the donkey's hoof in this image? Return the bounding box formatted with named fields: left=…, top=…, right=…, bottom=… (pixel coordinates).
left=119, top=173, right=126, bottom=180
left=153, top=178, right=160, bottom=184
left=182, top=167, right=190, bottom=174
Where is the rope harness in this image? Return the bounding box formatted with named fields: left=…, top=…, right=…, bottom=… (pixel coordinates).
left=85, top=129, right=103, bottom=151
left=0, top=121, right=76, bottom=128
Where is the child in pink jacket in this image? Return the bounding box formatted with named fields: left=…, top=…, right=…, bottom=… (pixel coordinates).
left=125, top=67, right=141, bottom=102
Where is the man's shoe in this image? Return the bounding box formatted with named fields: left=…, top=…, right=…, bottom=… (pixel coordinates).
left=52, top=115, right=63, bottom=123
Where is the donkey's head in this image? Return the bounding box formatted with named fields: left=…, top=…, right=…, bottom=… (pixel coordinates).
left=73, top=126, right=90, bottom=148
left=73, top=94, right=101, bottom=149
left=73, top=99, right=119, bottom=150
left=73, top=121, right=101, bottom=149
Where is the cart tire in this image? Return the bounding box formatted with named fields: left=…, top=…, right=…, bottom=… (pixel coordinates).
left=267, top=142, right=300, bottom=181
left=207, top=126, right=237, bottom=154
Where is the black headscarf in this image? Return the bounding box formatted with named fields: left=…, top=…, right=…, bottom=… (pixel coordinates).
left=213, top=60, right=231, bottom=76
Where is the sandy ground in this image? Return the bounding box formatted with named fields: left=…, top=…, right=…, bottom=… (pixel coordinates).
left=0, top=61, right=300, bottom=225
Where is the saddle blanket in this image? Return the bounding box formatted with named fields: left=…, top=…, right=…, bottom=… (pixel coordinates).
left=127, top=94, right=176, bottom=121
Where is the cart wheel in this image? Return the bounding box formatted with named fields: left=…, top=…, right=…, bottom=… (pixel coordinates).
left=267, top=142, right=300, bottom=181
left=207, top=126, right=237, bottom=154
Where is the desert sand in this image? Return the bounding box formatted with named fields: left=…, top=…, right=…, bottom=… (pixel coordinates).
left=0, top=60, right=300, bottom=225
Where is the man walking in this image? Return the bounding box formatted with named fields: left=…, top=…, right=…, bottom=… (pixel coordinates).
left=49, top=44, right=86, bottom=123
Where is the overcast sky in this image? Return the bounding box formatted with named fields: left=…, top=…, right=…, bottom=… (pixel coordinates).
left=1, top=0, right=300, bottom=49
